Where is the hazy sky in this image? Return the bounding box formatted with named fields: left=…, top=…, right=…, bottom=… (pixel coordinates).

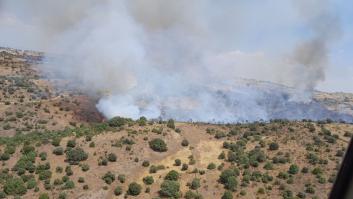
left=0, top=0, right=352, bottom=93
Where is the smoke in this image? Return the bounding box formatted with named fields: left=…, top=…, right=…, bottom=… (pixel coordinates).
left=0, top=0, right=348, bottom=122
left=287, top=0, right=342, bottom=92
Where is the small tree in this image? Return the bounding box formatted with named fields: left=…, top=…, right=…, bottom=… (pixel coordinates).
left=190, top=178, right=201, bottom=190
left=102, top=172, right=115, bottom=184
left=159, top=180, right=180, bottom=198
left=288, top=164, right=299, bottom=175
left=143, top=176, right=154, bottom=185
left=269, top=142, right=279, bottom=150
left=165, top=170, right=180, bottom=181
left=222, top=191, right=233, bottom=199
left=128, top=182, right=142, bottom=196
left=65, top=148, right=88, bottom=165
left=175, top=159, right=181, bottom=166
left=167, top=119, right=175, bottom=129
left=4, top=178, right=27, bottom=196
left=107, top=153, right=117, bottom=162
left=149, top=138, right=168, bottom=152
left=181, top=139, right=189, bottom=147
left=114, top=186, right=123, bottom=196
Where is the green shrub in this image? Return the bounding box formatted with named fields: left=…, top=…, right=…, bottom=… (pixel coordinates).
left=66, top=140, right=76, bottom=148
left=174, top=159, right=181, bottom=166
left=142, top=160, right=150, bottom=167
left=128, top=182, right=142, bottom=196
left=190, top=178, right=201, bottom=190
left=207, top=163, right=216, bottom=170
left=39, top=152, right=47, bottom=161
left=167, top=119, right=175, bottom=129
left=108, top=117, right=127, bottom=127
left=181, top=139, right=189, bottom=147
left=159, top=180, right=180, bottom=198
left=4, top=178, right=27, bottom=195
left=52, top=138, right=61, bottom=146
left=114, top=186, right=123, bottom=196
left=38, top=170, right=52, bottom=181
left=53, top=147, right=64, bottom=155
left=26, top=178, right=37, bottom=189
left=165, top=170, right=180, bottom=181
left=63, top=180, right=75, bottom=189
left=81, top=164, right=90, bottom=172
left=1, top=153, right=10, bottom=161
left=224, top=176, right=238, bottom=191
left=65, top=148, right=88, bottom=165
left=118, top=174, right=126, bottom=183
left=143, top=176, right=154, bottom=185
left=39, top=193, right=49, bottom=199
left=107, top=153, right=117, bottom=162
left=221, top=191, right=233, bottom=199
left=102, top=172, right=115, bottom=184
left=269, top=142, right=279, bottom=150
left=149, top=138, right=168, bottom=152
left=288, top=164, right=299, bottom=175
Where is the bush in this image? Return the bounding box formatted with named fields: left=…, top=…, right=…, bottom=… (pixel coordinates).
left=143, top=176, right=154, bottom=185
left=207, top=163, right=216, bottom=170
left=53, top=147, right=64, bottom=155
left=65, top=148, right=88, bottom=165
left=128, top=182, right=142, bottom=196
left=118, top=174, right=126, bottom=183
left=149, top=138, right=168, bottom=152
left=159, top=180, right=180, bottom=198
left=4, top=178, right=27, bottom=195
left=63, top=180, right=75, bottom=189
left=66, top=140, right=76, bottom=148
left=175, top=159, right=181, bottom=166
left=221, top=191, right=233, bottom=199
left=224, top=176, right=238, bottom=191
left=288, top=164, right=299, bottom=175
left=181, top=139, right=189, bottom=147
left=108, top=117, right=127, bottom=127
left=114, top=186, right=123, bottom=196
left=165, top=170, right=180, bottom=181
left=219, top=169, right=239, bottom=184
left=81, top=164, right=90, bottom=172
left=107, top=153, right=117, bottom=162
left=38, top=170, right=52, bottom=181
left=102, top=172, right=115, bottom=184
left=58, top=192, right=67, bottom=199
left=182, top=163, right=188, bottom=171
left=142, top=160, right=150, bottom=167
left=65, top=166, right=73, bottom=176
left=0, top=192, right=6, bottom=199
left=52, top=138, right=61, bottom=146
left=167, top=119, right=175, bottom=129
left=269, top=142, right=279, bottom=150
left=26, top=178, right=37, bottom=189
left=190, top=178, right=201, bottom=190
left=1, top=153, right=10, bottom=161
left=39, top=193, right=49, bottom=199
left=39, top=152, right=47, bottom=161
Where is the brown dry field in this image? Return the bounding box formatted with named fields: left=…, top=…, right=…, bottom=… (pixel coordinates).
left=0, top=48, right=352, bottom=199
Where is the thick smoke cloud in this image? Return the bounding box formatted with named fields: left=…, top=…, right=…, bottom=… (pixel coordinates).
left=0, top=0, right=347, bottom=122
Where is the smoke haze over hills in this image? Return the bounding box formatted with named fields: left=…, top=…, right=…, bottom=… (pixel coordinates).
left=0, top=0, right=351, bottom=122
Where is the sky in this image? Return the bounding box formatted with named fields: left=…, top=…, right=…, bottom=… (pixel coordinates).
left=0, top=0, right=352, bottom=93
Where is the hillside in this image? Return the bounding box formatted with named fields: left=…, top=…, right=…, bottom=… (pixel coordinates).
left=0, top=47, right=352, bottom=199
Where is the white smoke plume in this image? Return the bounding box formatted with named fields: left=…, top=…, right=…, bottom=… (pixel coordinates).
left=0, top=0, right=348, bottom=122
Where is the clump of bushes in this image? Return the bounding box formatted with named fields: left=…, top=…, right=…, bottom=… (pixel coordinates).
left=65, top=148, right=88, bottom=165
left=128, top=182, right=142, bottom=196
left=102, top=172, right=115, bottom=184
left=159, top=180, right=180, bottom=198
left=149, top=138, right=168, bottom=152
